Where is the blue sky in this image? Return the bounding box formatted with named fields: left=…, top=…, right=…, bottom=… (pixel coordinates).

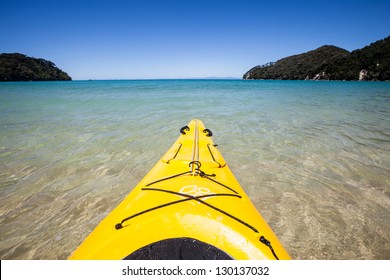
left=1, top=0, right=389, bottom=80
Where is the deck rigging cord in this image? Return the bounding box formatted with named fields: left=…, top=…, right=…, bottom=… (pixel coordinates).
left=146, top=161, right=238, bottom=194
left=114, top=190, right=242, bottom=230
left=114, top=186, right=280, bottom=260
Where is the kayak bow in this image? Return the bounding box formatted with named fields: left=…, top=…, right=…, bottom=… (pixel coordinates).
left=68, top=119, right=291, bottom=260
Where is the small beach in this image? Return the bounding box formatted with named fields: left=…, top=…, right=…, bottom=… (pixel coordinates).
left=0, top=79, right=389, bottom=259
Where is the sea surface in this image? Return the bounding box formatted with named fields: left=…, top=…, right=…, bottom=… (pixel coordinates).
left=0, top=79, right=389, bottom=259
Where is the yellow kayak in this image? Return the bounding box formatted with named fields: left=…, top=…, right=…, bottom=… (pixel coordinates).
left=69, top=119, right=291, bottom=260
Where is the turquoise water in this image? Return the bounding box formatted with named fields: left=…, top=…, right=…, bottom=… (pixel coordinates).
left=0, top=80, right=389, bottom=259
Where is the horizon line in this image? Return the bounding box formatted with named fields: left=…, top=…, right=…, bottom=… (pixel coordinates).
left=71, top=77, right=242, bottom=81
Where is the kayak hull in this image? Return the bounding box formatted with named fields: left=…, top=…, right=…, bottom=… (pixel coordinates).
left=69, top=119, right=291, bottom=260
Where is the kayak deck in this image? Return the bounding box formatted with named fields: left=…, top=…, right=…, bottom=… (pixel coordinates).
left=69, top=119, right=291, bottom=260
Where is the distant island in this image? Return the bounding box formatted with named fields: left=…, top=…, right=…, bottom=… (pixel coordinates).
left=0, top=53, right=72, bottom=81
left=243, top=36, right=390, bottom=81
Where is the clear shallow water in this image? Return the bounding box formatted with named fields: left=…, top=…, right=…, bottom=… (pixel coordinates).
left=0, top=80, right=389, bottom=259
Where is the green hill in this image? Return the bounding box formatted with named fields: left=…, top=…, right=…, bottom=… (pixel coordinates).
left=243, top=36, right=390, bottom=81
left=0, top=53, right=72, bottom=81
